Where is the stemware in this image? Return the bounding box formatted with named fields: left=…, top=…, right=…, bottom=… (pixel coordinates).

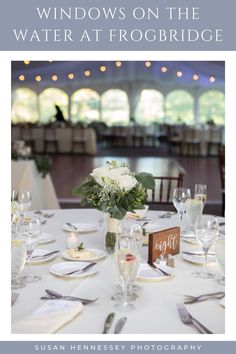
left=11, top=239, right=27, bottom=289
left=215, top=238, right=225, bottom=286
left=194, top=184, right=207, bottom=210
left=11, top=189, right=32, bottom=220
left=113, top=236, right=139, bottom=312
left=194, top=216, right=219, bottom=279
left=16, top=217, right=42, bottom=283
left=173, top=187, right=191, bottom=228
left=184, top=199, right=203, bottom=237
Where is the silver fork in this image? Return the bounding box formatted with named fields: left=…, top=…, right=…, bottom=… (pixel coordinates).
left=184, top=291, right=225, bottom=304
left=176, top=303, right=213, bottom=334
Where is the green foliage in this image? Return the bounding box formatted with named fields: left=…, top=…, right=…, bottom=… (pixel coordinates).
left=34, top=155, right=52, bottom=178
left=73, top=172, right=154, bottom=220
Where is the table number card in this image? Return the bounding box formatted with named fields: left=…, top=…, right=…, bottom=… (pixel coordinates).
left=148, top=227, right=180, bottom=263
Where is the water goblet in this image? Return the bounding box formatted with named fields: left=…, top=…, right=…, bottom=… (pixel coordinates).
left=215, top=238, right=225, bottom=286
left=11, top=189, right=32, bottom=221
left=173, top=187, right=191, bottom=229
left=11, top=239, right=27, bottom=289
left=194, top=184, right=207, bottom=210
left=194, top=216, right=219, bottom=279
left=16, top=217, right=42, bottom=283
left=113, top=236, right=140, bottom=312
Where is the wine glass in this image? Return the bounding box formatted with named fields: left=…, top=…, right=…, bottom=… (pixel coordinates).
left=185, top=199, right=203, bottom=237
left=11, top=239, right=27, bottom=289
left=173, top=188, right=191, bottom=228
left=215, top=238, right=225, bottom=286
left=11, top=189, right=32, bottom=220
left=130, top=223, right=143, bottom=251
left=113, top=236, right=140, bottom=312
left=194, top=216, right=219, bottom=279
left=194, top=184, right=207, bottom=210
left=16, top=217, right=42, bottom=283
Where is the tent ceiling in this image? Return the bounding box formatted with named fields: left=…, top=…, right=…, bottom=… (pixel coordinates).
left=12, top=61, right=225, bottom=93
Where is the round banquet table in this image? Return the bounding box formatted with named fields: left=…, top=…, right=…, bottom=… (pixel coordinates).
left=11, top=209, right=225, bottom=334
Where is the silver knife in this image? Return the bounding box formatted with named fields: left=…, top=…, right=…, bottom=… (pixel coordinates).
left=102, top=313, right=115, bottom=334
left=114, top=317, right=127, bottom=334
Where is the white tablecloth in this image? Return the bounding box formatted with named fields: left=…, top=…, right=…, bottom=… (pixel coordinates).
left=11, top=160, right=60, bottom=210
left=11, top=209, right=225, bottom=334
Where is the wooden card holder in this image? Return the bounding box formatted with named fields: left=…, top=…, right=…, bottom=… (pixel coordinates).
left=148, top=227, right=180, bottom=264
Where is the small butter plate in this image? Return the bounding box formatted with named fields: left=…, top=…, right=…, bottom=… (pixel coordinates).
left=137, top=263, right=174, bottom=282
left=182, top=249, right=217, bottom=265
left=61, top=248, right=106, bottom=262
left=29, top=249, right=59, bottom=263
left=50, top=261, right=99, bottom=278
left=62, top=222, right=98, bottom=233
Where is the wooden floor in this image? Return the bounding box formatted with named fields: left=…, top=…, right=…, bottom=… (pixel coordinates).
left=50, top=150, right=222, bottom=214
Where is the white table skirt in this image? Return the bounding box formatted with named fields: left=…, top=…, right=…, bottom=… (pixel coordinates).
left=11, top=160, right=60, bottom=210
left=11, top=209, right=225, bottom=334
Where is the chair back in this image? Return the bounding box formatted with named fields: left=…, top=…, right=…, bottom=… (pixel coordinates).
left=147, top=173, right=184, bottom=204
left=218, top=145, right=225, bottom=190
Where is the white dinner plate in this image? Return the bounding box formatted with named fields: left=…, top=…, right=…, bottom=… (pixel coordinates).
left=49, top=261, right=99, bottom=278
left=39, top=233, right=55, bottom=244
left=29, top=249, right=59, bottom=263
left=182, top=234, right=199, bottom=244
left=137, top=263, right=174, bottom=282
left=61, top=248, right=106, bottom=262
left=62, top=223, right=98, bottom=233
left=182, top=250, right=216, bottom=265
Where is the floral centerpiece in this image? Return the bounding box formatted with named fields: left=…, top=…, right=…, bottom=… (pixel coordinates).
left=73, top=161, right=155, bottom=253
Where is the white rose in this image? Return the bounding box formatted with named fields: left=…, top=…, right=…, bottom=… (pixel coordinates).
left=90, top=165, right=110, bottom=185
left=108, top=167, right=130, bottom=180
left=117, top=175, right=137, bottom=191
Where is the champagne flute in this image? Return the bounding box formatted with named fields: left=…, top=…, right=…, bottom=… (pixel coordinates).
left=113, top=236, right=139, bottom=312
left=194, top=216, right=219, bottom=279
left=185, top=199, right=203, bottom=237
left=173, top=188, right=191, bottom=229
left=215, top=238, right=225, bottom=286
left=16, top=217, right=42, bottom=283
left=194, top=184, right=207, bottom=210
left=11, top=239, right=27, bottom=289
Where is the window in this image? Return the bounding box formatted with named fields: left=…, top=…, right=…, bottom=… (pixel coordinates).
left=135, top=89, right=164, bottom=125
left=71, top=89, right=100, bottom=123
left=165, top=90, right=194, bottom=124
left=12, top=88, right=38, bottom=123
left=101, top=89, right=129, bottom=126
left=39, top=88, right=68, bottom=124
left=199, top=90, right=225, bottom=125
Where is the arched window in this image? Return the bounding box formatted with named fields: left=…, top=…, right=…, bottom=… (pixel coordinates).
left=135, top=89, right=164, bottom=125
left=165, top=90, right=194, bottom=124
left=199, top=90, right=225, bottom=125
left=12, top=88, right=38, bottom=123
left=101, top=89, right=129, bottom=126
left=39, top=88, right=68, bottom=124
left=71, top=89, right=100, bottom=123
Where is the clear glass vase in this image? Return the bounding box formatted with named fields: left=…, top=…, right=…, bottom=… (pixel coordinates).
left=105, top=216, right=120, bottom=254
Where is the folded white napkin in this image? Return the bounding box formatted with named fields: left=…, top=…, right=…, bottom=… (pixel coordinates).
left=12, top=300, right=83, bottom=334
left=186, top=300, right=225, bottom=334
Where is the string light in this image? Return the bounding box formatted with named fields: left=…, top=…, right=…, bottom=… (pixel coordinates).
left=35, top=75, right=41, bottom=82
left=145, top=61, right=152, bottom=68
left=209, top=76, right=216, bottom=83
left=100, top=65, right=107, bottom=72
left=23, top=60, right=30, bottom=65
left=115, top=61, right=122, bottom=68
left=176, top=71, right=183, bottom=78
left=18, top=74, right=25, bottom=81
left=68, top=73, right=74, bottom=80
left=161, top=66, right=168, bottom=73
left=193, top=74, right=199, bottom=81
left=51, top=74, right=58, bottom=81
left=84, top=70, right=91, bottom=77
